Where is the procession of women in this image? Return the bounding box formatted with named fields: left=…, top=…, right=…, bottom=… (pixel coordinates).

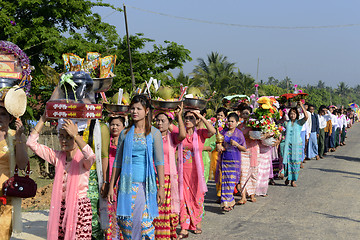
left=0, top=41, right=358, bottom=240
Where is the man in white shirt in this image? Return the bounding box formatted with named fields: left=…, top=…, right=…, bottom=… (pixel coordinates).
left=340, top=109, right=347, bottom=146
left=318, top=106, right=330, bottom=158
left=307, top=104, right=320, bottom=160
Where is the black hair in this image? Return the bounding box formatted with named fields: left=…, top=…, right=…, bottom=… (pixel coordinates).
left=155, top=112, right=172, bottom=124
left=227, top=112, right=239, bottom=122
left=108, top=116, right=125, bottom=126
left=126, top=94, right=152, bottom=136
left=288, top=107, right=300, bottom=120
left=216, top=107, right=228, bottom=116
left=240, top=105, right=252, bottom=113
left=200, top=108, right=207, bottom=116
left=87, top=119, right=96, bottom=146
left=184, top=110, right=199, bottom=120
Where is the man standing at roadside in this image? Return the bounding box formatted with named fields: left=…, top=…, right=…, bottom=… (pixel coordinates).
left=307, top=104, right=320, bottom=160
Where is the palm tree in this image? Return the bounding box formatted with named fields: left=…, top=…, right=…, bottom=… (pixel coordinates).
left=336, top=82, right=348, bottom=96
left=317, top=80, right=326, bottom=89
left=191, top=52, right=236, bottom=108
left=278, top=76, right=292, bottom=91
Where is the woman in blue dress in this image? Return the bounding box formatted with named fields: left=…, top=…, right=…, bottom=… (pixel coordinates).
left=282, top=101, right=308, bottom=187
left=108, top=95, right=165, bottom=240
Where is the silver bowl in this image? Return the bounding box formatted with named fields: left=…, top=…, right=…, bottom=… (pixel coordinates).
left=103, top=103, right=129, bottom=114
left=92, top=76, right=114, bottom=93
left=183, top=98, right=207, bottom=110
left=151, top=100, right=183, bottom=110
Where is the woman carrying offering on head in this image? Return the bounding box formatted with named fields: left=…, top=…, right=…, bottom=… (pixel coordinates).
left=216, top=113, right=246, bottom=212
left=27, top=114, right=96, bottom=240
left=177, top=110, right=216, bottom=238
left=236, top=105, right=259, bottom=205
left=153, top=103, right=186, bottom=240
left=107, top=95, right=165, bottom=240
left=282, top=101, right=308, bottom=187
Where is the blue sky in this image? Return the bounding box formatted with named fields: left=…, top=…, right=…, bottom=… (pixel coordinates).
left=94, top=0, right=360, bottom=88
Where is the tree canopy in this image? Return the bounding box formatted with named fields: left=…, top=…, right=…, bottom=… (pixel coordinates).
left=1, top=0, right=191, bottom=119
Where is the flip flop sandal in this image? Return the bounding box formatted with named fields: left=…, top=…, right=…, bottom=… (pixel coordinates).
left=194, top=228, right=203, bottom=234
left=236, top=199, right=247, bottom=205
left=177, top=232, right=189, bottom=239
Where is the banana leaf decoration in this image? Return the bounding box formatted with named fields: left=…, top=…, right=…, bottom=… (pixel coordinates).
left=59, top=73, right=77, bottom=102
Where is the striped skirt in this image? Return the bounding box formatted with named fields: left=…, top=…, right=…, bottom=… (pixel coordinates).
left=271, top=146, right=281, bottom=178
left=256, top=146, right=272, bottom=196
left=105, top=185, right=123, bottom=240
left=240, top=151, right=258, bottom=196
left=118, top=183, right=155, bottom=240
left=220, top=159, right=240, bottom=208
left=153, top=175, right=179, bottom=240
left=284, top=143, right=302, bottom=181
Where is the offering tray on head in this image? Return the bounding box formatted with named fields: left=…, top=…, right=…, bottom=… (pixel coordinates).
left=151, top=100, right=183, bottom=110
left=183, top=98, right=207, bottom=110
left=92, top=76, right=114, bottom=93
left=103, top=103, right=129, bottom=114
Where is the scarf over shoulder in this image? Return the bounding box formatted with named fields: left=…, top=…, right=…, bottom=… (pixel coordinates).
left=115, top=126, right=164, bottom=220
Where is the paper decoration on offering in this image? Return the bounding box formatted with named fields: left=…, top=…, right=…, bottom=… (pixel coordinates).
left=100, top=92, right=108, bottom=103
left=0, top=41, right=32, bottom=93
left=152, top=77, right=159, bottom=91
left=117, top=88, right=123, bottom=105
left=62, top=52, right=116, bottom=79
left=293, top=84, right=299, bottom=94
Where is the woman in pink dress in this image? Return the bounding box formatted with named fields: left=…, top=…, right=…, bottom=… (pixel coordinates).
left=237, top=105, right=259, bottom=205
left=177, top=110, right=216, bottom=239
left=103, top=116, right=125, bottom=240
left=153, top=104, right=186, bottom=240
left=27, top=115, right=96, bottom=240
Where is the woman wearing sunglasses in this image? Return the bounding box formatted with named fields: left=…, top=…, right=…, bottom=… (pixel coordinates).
left=177, top=110, right=216, bottom=239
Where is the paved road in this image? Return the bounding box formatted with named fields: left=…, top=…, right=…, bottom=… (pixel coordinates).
left=12, top=124, right=360, bottom=240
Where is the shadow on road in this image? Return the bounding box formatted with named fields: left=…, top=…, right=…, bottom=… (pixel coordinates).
left=333, top=155, right=360, bottom=162
left=313, top=211, right=360, bottom=223
left=309, top=167, right=360, bottom=176
left=343, top=175, right=360, bottom=180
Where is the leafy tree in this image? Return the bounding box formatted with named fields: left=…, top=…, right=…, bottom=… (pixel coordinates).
left=1, top=1, right=191, bottom=119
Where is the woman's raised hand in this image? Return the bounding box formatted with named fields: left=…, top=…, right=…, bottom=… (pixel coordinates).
left=174, top=102, right=183, bottom=117
left=62, top=119, right=78, bottom=138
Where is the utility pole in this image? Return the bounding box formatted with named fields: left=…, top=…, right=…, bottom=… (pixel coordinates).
left=123, top=4, right=136, bottom=90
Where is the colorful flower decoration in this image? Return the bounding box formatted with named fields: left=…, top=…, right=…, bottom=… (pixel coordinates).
left=0, top=41, right=32, bottom=93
